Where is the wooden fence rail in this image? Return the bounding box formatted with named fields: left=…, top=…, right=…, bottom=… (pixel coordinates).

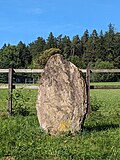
left=1, top=68, right=120, bottom=73
left=90, top=85, right=120, bottom=89
left=0, top=68, right=120, bottom=116
left=0, top=69, right=44, bottom=73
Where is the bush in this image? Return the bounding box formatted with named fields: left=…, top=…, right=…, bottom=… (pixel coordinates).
left=33, top=48, right=61, bottom=68
left=91, top=60, right=117, bottom=82
left=68, top=55, right=84, bottom=68
left=12, top=90, right=30, bottom=116
left=90, top=96, right=103, bottom=112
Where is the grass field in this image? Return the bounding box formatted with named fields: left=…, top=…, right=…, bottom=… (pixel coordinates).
left=91, top=81, right=120, bottom=86
left=0, top=86, right=120, bottom=160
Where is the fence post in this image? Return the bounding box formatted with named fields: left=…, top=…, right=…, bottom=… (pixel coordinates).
left=86, top=66, right=90, bottom=115
left=8, top=68, right=13, bottom=116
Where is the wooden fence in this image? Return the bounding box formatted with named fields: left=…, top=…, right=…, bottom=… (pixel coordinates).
left=0, top=68, right=120, bottom=116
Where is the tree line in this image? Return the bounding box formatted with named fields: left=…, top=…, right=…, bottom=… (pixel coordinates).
left=0, top=23, right=120, bottom=82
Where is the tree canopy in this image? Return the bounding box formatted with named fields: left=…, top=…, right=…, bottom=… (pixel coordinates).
left=0, top=23, right=120, bottom=81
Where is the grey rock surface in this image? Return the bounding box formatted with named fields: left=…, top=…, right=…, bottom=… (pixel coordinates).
left=36, top=54, right=87, bottom=135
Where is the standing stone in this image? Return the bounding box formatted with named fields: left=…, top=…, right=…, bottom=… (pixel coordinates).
left=36, top=54, right=87, bottom=135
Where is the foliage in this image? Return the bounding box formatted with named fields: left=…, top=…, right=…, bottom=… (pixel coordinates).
left=0, top=87, right=120, bottom=159
left=0, top=43, right=32, bottom=69
left=68, top=55, right=84, bottom=68
left=17, top=41, right=32, bottom=68
left=12, top=89, right=31, bottom=116
left=28, top=37, right=46, bottom=58
left=90, top=96, right=103, bottom=112
left=32, top=48, right=61, bottom=68
left=45, top=32, right=57, bottom=49
left=0, top=23, right=120, bottom=82
left=0, top=45, right=19, bottom=68
left=91, top=60, right=118, bottom=82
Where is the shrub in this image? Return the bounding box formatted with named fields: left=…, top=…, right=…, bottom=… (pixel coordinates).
left=33, top=48, right=61, bottom=68
left=90, top=96, right=103, bottom=112
left=12, top=89, right=30, bottom=116
left=68, top=55, right=84, bottom=68
left=91, top=60, right=117, bottom=82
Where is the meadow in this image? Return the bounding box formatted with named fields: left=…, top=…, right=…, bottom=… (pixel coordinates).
left=0, top=84, right=120, bottom=160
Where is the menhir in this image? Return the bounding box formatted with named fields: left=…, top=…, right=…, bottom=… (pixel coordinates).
left=36, top=54, right=87, bottom=135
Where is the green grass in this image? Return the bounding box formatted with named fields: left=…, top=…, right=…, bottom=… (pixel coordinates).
left=0, top=87, right=120, bottom=160
left=91, top=81, right=120, bottom=86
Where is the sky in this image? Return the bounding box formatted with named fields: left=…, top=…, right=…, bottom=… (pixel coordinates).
left=0, top=0, right=120, bottom=47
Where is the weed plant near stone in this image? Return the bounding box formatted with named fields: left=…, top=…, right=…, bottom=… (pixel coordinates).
left=0, top=88, right=120, bottom=160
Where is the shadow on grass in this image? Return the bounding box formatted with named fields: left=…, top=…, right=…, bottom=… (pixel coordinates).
left=84, top=123, right=119, bottom=132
